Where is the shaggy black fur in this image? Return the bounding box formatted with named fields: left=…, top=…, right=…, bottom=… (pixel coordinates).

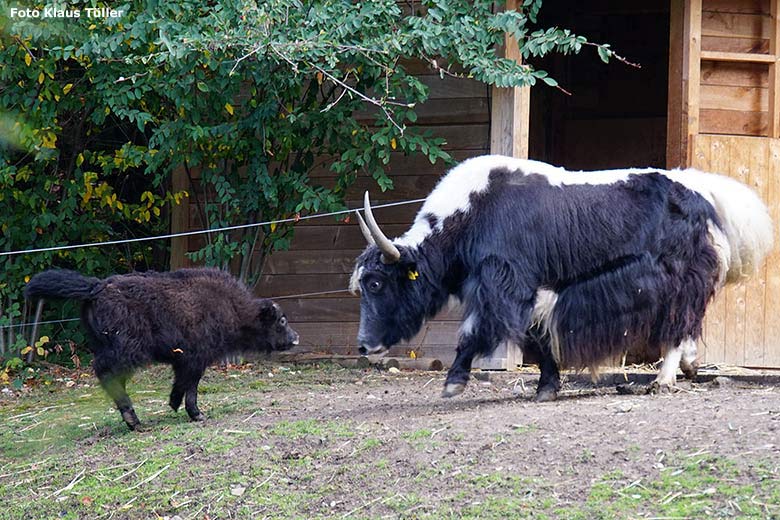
left=25, top=268, right=299, bottom=430
left=356, top=167, right=723, bottom=400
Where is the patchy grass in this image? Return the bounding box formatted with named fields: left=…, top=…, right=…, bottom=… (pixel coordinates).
left=1, top=364, right=778, bottom=519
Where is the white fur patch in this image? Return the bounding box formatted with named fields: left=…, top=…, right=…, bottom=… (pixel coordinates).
left=530, top=288, right=561, bottom=364
left=459, top=313, right=478, bottom=338
left=349, top=266, right=364, bottom=295
left=655, top=344, right=683, bottom=387
left=394, top=155, right=520, bottom=247
left=707, top=220, right=731, bottom=287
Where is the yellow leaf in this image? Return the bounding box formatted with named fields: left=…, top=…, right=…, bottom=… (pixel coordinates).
left=63, top=83, right=73, bottom=94
left=224, top=103, right=234, bottom=115
left=38, top=72, right=44, bottom=84
left=410, top=350, right=417, bottom=359
left=21, top=346, right=33, bottom=355
left=153, top=206, right=160, bottom=217
left=390, top=138, right=397, bottom=150
left=76, top=153, right=84, bottom=167
left=37, top=347, right=45, bottom=357
left=24, top=275, right=30, bottom=283
left=24, top=53, right=31, bottom=66
left=270, top=222, right=277, bottom=232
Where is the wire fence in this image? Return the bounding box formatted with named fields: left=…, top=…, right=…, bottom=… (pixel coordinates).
left=0, top=197, right=423, bottom=332
left=0, top=198, right=426, bottom=258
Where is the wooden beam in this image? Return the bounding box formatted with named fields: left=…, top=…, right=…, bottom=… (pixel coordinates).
left=667, top=0, right=685, bottom=168
left=169, top=166, right=189, bottom=270
left=700, top=50, right=777, bottom=63
left=489, top=0, right=530, bottom=159
left=769, top=0, right=780, bottom=138
left=685, top=0, right=703, bottom=163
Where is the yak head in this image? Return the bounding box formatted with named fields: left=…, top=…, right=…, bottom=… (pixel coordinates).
left=252, top=299, right=300, bottom=351
left=352, top=193, right=431, bottom=355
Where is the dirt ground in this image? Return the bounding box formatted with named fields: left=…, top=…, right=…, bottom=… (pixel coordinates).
left=1, top=363, right=779, bottom=519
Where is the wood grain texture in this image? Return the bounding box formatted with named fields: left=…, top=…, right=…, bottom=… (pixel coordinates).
left=691, top=134, right=779, bottom=368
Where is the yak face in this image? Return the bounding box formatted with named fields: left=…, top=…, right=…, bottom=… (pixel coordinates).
left=254, top=299, right=299, bottom=351
left=354, top=247, right=428, bottom=355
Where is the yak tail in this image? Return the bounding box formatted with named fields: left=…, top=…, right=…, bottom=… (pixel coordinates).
left=24, top=270, right=102, bottom=301
left=671, top=169, right=774, bottom=283
left=705, top=174, right=773, bottom=283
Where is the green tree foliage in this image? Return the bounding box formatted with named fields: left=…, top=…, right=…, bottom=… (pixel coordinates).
left=1, top=0, right=620, bottom=367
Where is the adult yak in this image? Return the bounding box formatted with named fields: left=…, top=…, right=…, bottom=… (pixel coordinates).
left=351, top=155, right=773, bottom=401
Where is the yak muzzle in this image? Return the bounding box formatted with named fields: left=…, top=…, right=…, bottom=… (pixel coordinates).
left=358, top=343, right=388, bottom=356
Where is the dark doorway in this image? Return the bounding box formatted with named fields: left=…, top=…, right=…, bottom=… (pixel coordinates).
left=529, top=1, right=670, bottom=170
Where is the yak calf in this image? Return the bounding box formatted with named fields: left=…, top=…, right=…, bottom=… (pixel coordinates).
left=25, top=268, right=299, bottom=430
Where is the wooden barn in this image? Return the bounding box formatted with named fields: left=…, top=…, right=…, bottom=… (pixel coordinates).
left=171, top=0, right=780, bottom=369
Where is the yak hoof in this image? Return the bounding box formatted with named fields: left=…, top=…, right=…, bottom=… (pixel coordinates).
left=534, top=387, right=558, bottom=403
left=441, top=383, right=466, bottom=398
left=647, top=381, right=677, bottom=395
left=681, top=366, right=698, bottom=381
left=616, top=383, right=646, bottom=395
left=189, top=413, right=207, bottom=422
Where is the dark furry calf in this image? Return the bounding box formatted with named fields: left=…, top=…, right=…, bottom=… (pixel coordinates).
left=25, top=268, right=299, bottom=430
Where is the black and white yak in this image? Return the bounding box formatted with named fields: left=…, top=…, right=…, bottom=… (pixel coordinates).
left=25, top=268, right=299, bottom=429
left=351, top=155, right=773, bottom=401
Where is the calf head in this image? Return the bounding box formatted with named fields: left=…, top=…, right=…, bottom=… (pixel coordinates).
left=253, top=299, right=299, bottom=351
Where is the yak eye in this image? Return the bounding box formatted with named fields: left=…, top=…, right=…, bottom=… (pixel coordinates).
left=279, top=316, right=287, bottom=327
left=368, top=279, right=383, bottom=292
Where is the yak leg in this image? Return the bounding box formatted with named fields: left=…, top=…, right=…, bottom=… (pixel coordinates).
left=678, top=338, right=699, bottom=380
left=648, top=342, right=684, bottom=394
left=524, top=335, right=560, bottom=402
left=535, top=349, right=561, bottom=402
left=442, top=339, right=478, bottom=397
left=97, top=371, right=140, bottom=430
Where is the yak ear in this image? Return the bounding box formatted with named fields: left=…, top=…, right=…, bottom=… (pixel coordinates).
left=256, top=299, right=277, bottom=321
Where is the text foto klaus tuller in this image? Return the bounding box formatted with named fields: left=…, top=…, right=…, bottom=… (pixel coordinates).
left=10, top=7, right=125, bottom=18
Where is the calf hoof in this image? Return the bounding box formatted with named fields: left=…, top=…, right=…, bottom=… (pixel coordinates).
left=189, top=413, right=207, bottom=422
left=534, top=387, right=558, bottom=403
left=441, top=382, right=466, bottom=398
left=121, top=410, right=142, bottom=431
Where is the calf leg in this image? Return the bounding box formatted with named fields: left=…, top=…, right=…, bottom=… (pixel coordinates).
left=97, top=371, right=140, bottom=430
left=171, top=365, right=207, bottom=422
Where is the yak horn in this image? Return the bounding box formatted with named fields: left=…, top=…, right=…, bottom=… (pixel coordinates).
left=363, top=191, right=401, bottom=263
left=355, top=210, right=375, bottom=246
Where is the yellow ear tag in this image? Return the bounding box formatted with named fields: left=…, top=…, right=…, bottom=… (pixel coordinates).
left=407, top=270, right=419, bottom=281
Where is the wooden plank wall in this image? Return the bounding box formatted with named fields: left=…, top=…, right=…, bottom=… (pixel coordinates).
left=692, top=134, right=780, bottom=368
left=700, top=0, right=771, bottom=135
left=172, top=65, right=490, bottom=366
